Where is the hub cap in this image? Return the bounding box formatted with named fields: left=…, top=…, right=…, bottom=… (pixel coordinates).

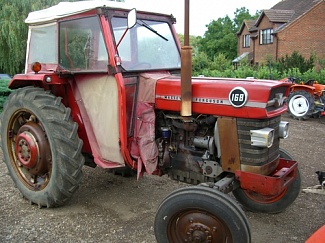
left=288, top=95, right=309, bottom=117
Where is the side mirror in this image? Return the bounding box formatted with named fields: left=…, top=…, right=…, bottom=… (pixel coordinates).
left=127, top=8, right=137, bottom=29
left=115, top=8, right=137, bottom=55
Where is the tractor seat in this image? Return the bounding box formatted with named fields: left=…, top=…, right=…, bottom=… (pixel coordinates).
left=304, top=79, right=315, bottom=86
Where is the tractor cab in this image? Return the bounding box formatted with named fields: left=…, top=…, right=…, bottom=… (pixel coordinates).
left=24, top=2, right=180, bottom=75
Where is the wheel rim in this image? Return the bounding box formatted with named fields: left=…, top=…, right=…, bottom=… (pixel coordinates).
left=167, top=209, right=233, bottom=242
left=243, top=188, right=287, bottom=204
left=7, top=109, right=52, bottom=191
left=288, top=94, right=310, bottom=117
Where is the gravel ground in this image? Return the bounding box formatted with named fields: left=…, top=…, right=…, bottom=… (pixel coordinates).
left=0, top=112, right=324, bottom=243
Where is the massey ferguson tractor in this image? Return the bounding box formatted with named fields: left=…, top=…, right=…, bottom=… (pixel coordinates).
left=0, top=1, right=301, bottom=242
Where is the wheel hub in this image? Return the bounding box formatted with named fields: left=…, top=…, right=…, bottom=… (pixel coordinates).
left=16, top=131, right=38, bottom=168
left=15, top=122, right=51, bottom=176
left=188, top=225, right=210, bottom=242
left=170, top=211, right=229, bottom=242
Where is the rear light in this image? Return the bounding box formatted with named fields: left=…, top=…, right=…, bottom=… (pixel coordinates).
left=31, top=62, right=41, bottom=73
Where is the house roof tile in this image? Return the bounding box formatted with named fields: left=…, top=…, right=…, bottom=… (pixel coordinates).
left=270, top=0, right=323, bottom=31
left=236, top=19, right=257, bottom=34
left=263, top=9, right=295, bottom=23
left=272, top=0, right=322, bottom=21
left=245, top=19, right=256, bottom=30
left=237, top=0, right=323, bottom=35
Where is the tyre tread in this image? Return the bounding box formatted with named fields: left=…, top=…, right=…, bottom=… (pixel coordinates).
left=0, top=87, right=84, bottom=207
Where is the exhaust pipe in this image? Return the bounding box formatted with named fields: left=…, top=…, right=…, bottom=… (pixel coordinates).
left=181, top=0, right=192, bottom=117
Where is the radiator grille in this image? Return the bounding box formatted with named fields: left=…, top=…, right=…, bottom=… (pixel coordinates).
left=237, top=116, right=280, bottom=166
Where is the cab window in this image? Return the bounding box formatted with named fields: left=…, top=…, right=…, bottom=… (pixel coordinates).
left=28, top=23, right=57, bottom=65
left=59, top=16, right=108, bottom=71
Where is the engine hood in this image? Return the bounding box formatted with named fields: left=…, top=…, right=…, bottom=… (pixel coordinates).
left=154, top=75, right=291, bottom=119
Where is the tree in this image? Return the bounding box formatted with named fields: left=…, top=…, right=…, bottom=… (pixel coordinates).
left=198, top=16, right=237, bottom=60
left=197, top=7, right=260, bottom=63
left=0, top=0, right=61, bottom=75
left=233, top=7, right=260, bottom=32
left=178, top=34, right=200, bottom=55
left=192, top=52, right=211, bottom=76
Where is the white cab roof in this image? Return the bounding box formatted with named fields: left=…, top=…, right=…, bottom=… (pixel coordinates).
left=26, top=1, right=140, bottom=24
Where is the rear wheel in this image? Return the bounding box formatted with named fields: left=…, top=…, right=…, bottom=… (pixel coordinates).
left=154, top=186, right=251, bottom=243
left=0, top=87, right=84, bottom=207
left=232, top=148, right=301, bottom=213
left=288, top=90, right=314, bottom=120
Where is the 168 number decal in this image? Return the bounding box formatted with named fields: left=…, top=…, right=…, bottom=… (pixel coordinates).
left=229, top=87, right=248, bottom=107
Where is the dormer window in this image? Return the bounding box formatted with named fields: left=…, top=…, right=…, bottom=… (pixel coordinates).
left=243, top=34, right=250, bottom=48
left=260, top=29, right=273, bottom=44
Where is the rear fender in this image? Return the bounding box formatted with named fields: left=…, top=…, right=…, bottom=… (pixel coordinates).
left=9, top=77, right=43, bottom=89
left=8, top=73, right=92, bottom=154
left=290, top=85, right=315, bottom=95
left=9, top=73, right=69, bottom=89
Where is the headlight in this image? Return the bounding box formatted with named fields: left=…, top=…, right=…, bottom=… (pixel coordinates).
left=250, top=128, right=274, bottom=148
left=279, top=121, right=289, bottom=139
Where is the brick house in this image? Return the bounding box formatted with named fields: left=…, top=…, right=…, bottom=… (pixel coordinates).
left=235, top=0, right=325, bottom=66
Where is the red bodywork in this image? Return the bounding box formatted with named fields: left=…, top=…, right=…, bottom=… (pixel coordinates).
left=155, top=76, right=291, bottom=118
left=236, top=159, right=297, bottom=196
left=306, top=225, right=325, bottom=243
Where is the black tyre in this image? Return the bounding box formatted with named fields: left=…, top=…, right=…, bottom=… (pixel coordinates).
left=320, top=115, right=325, bottom=124
left=0, top=87, right=84, bottom=207
left=232, top=148, right=301, bottom=214
left=288, top=90, right=315, bottom=120
left=154, top=186, right=251, bottom=243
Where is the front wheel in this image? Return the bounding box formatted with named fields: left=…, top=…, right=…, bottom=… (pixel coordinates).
left=154, top=186, right=251, bottom=243
left=0, top=87, right=84, bottom=207
left=232, top=148, right=301, bottom=213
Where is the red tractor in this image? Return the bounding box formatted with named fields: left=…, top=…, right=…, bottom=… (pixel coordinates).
left=0, top=1, right=300, bottom=242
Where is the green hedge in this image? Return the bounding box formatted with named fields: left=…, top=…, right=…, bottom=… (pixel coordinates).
left=195, top=66, right=325, bottom=84
left=193, top=51, right=325, bottom=83
left=0, top=79, right=12, bottom=112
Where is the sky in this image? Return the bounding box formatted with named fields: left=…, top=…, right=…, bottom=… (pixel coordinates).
left=125, top=0, right=281, bottom=36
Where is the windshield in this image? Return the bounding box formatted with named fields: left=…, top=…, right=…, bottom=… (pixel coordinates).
left=111, top=17, right=180, bottom=71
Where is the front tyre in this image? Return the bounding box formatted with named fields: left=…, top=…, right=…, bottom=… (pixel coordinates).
left=232, top=148, right=301, bottom=214
left=0, top=87, right=84, bottom=207
left=154, top=186, right=251, bottom=243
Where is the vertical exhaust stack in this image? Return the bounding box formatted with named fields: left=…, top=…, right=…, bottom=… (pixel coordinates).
left=181, top=0, right=192, bottom=117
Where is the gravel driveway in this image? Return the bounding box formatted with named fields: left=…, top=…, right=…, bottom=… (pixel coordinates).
left=0, top=112, right=324, bottom=243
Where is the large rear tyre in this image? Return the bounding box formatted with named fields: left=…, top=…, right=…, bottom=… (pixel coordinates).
left=154, top=186, right=251, bottom=243
left=232, top=148, right=301, bottom=214
left=288, top=90, right=315, bottom=120
left=0, top=87, right=84, bottom=207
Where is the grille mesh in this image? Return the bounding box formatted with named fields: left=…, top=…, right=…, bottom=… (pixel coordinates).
left=237, top=116, right=280, bottom=166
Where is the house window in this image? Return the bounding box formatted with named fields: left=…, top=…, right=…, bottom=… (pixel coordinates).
left=260, top=29, right=273, bottom=44
left=243, top=34, right=250, bottom=48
